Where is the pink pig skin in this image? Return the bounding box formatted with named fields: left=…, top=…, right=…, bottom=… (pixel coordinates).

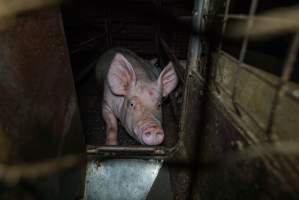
left=95, top=48, right=178, bottom=145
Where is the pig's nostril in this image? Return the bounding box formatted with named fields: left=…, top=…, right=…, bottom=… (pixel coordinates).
left=144, top=131, right=151, bottom=137
left=142, top=129, right=164, bottom=145
left=156, top=131, right=163, bottom=136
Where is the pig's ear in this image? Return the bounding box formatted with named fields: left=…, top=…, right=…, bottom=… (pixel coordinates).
left=158, top=62, right=179, bottom=97
left=107, top=53, right=136, bottom=96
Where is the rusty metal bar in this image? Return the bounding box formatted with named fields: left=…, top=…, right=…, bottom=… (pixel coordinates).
left=85, top=143, right=181, bottom=159
left=87, top=145, right=167, bottom=155
left=231, top=0, right=259, bottom=115
left=266, top=31, right=299, bottom=137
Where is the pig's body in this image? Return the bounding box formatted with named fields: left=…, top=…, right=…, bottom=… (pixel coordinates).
left=95, top=48, right=178, bottom=145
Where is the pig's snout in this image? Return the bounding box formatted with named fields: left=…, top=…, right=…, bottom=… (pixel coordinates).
left=141, top=127, right=164, bottom=145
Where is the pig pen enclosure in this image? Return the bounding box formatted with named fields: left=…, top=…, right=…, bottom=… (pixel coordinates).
left=63, top=0, right=191, bottom=150
left=0, top=0, right=299, bottom=199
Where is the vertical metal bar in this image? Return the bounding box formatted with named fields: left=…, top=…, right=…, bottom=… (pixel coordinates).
left=180, top=0, right=205, bottom=132
left=281, top=32, right=299, bottom=83
left=213, top=0, right=231, bottom=88
left=177, top=2, right=206, bottom=198
left=188, top=0, right=204, bottom=70
left=231, top=0, right=259, bottom=115
left=266, top=32, right=299, bottom=138
left=218, top=0, right=231, bottom=51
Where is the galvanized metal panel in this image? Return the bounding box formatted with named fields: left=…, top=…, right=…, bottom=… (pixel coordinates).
left=84, top=159, right=162, bottom=200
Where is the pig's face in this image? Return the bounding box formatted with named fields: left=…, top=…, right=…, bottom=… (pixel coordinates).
left=122, top=81, right=164, bottom=145
left=107, top=53, right=178, bottom=145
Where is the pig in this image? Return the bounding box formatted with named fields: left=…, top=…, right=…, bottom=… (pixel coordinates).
left=95, top=48, right=178, bottom=145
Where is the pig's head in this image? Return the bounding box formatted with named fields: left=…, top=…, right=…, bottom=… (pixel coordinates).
left=107, top=53, right=179, bottom=145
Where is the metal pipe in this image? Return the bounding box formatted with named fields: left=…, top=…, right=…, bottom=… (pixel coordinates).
left=231, top=0, right=259, bottom=116
left=87, top=145, right=167, bottom=155
left=180, top=0, right=205, bottom=134
left=218, top=0, right=231, bottom=51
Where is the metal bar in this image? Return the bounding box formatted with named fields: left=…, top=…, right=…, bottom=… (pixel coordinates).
left=231, top=0, right=259, bottom=115
left=218, top=0, right=231, bottom=51
left=159, top=38, right=186, bottom=84
left=213, top=0, right=231, bottom=87
left=266, top=32, right=299, bottom=137
left=180, top=0, right=205, bottom=132
left=217, top=14, right=297, bottom=23
left=87, top=145, right=167, bottom=155
left=281, top=32, right=299, bottom=82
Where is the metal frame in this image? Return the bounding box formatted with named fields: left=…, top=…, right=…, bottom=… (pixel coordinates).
left=86, top=0, right=299, bottom=163
left=87, top=0, right=206, bottom=160
left=217, top=0, right=299, bottom=141
left=212, top=0, right=299, bottom=192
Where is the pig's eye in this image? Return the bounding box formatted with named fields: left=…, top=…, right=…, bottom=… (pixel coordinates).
left=157, top=103, right=161, bottom=108
left=128, top=100, right=135, bottom=108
